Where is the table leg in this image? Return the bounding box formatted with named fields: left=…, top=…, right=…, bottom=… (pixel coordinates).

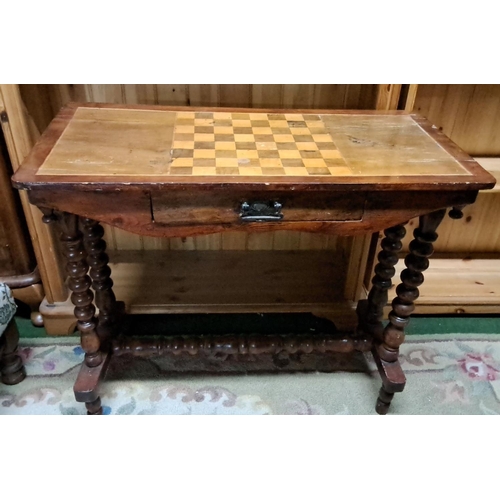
left=0, top=319, right=27, bottom=385
left=373, top=209, right=446, bottom=414
left=51, top=212, right=106, bottom=414
left=81, top=218, right=120, bottom=348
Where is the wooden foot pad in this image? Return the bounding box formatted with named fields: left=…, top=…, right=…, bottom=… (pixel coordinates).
left=74, top=351, right=111, bottom=404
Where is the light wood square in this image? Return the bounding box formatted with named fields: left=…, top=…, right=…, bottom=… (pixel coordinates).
left=171, top=158, right=193, bottom=167
left=194, top=149, right=216, bottom=158
left=172, top=141, right=194, bottom=149
left=192, top=167, right=217, bottom=176
left=260, top=158, right=282, bottom=168
left=239, top=167, right=262, bottom=176
left=215, top=158, right=239, bottom=167
left=252, top=127, right=273, bottom=135
left=175, top=125, right=195, bottom=134
left=255, top=142, right=278, bottom=150
left=284, top=167, right=309, bottom=176
left=297, top=142, right=319, bottom=150
left=215, top=142, right=236, bottom=150
left=232, top=120, right=252, bottom=127
left=274, top=134, right=295, bottom=143
left=249, top=112, right=268, bottom=120
left=177, top=112, right=195, bottom=119
left=237, top=150, right=259, bottom=159
left=313, top=134, right=334, bottom=143
left=321, top=150, right=342, bottom=159
left=328, top=167, right=353, bottom=176
left=285, top=113, right=303, bottom=120
left=268, top=120, right=288, bottom=128
left=278, top=150, right=302, bottom=159
left=290, top=127, right=311, bottom=135
left=214, top=112, right=232, bottom=120
left=303, top=158, right=327, bottom=168
left=194, top=133, right=215, bottom=142
left=234, top=134, right=255, bottom=142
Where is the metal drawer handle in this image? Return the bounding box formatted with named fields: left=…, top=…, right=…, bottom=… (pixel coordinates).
left=239, top=201, right=283, bottom=222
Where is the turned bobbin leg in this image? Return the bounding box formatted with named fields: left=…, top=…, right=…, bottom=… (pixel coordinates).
left=373, top=209, right=447, bottom=414
left=81, top=218, right=119, bottom=348
left=0, top=319, right=27, bottom=385
left=43, top=210, right=107, bottom=415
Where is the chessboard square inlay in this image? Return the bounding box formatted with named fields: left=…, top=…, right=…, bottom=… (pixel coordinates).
left=252, top=127, right=273, bottom=135
left=213, top=119, right=232, bottom=127
left=313, top=134, right=334, bottom=143
left=195, top=126, right=213, bottom=134
left=235, top=142, right=257, bottom=150
left=194, top=149, right=216, bottom=158
left=232, top=120, right=252, bottom=127
left=233, top=127, right=253, bottom=134
left=215, top=150, right=237, bottom=159
left=257, top=150, right=280, bottom=159
left=194, top=133, right=215, bottom=142
left=193, top=158, right=216, bottom=167
left=285, top=114, right=303, bottom=120
left=251, top=120, right=270, bottom=128
left=256, top=142, right=278, bottom=151
left=172, top=141, right=194, bottom=150
left=262, top=167, right=285, bottom=175
left=171, top=158, right=192, bottom=167
left=194, top=141, right=215, bottom=149
left=281, top=158, right=305, bottom=168
left=254, top=134, right=274, bottom=142
left=232, top=113, right=250, bottom=120
left=213, top=126, right=234, bottom=134
left=261, top=159, right=283, bottom=168
left=303, top=158, right=328, bottom=168
left=216, top=167, right=240, bottom=175
left=215, top=142, right=236, bottom=150
left=238, top=158, right=261, bottom=167
left=172, top=148, right=193, bottom=158
left=268, top=113, right=286, bottom=120
left=215, top=158, right=239, bottom=167
left=278, top=150, right=302, bottom=159
left=294, top=135, right=314, bottom=142
left=274, top=134, right=295, bottom=143
left=170, top=166, right=193, bottom=174
left=192, top=167, right=217, bottom=175
left=268, top=120, right=288, bottom=128
left=276, top=142, right=298, bottom=150
left=239, top=166, right=262, bottom=176
left=321, top=150, right=342, bottom=159
left=177, top=112, right=195, bottom=119
left=306, top=167, right=330, bottom=175
left=194, top=118, right=214, bottom=126
left=325, top=159, right=347, bottom=168
left=300, top=150, right=323, bottom=159
left=234, top=134, right=255, bottom=142
left=236, top=150, right=259, bottom=159
left=297, top=142, right=318, bottom=151
left=284, top=167, right=309, bottom=176
left=214, top=134, right=235, bottom=142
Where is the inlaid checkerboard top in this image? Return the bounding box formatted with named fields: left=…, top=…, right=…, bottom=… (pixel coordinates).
left=33, top=106, right=475, bottom=179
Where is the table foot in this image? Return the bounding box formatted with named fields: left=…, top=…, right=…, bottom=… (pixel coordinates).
left=74, top=351, right=111, bottom=414
left=375, top=387, right=395, bottom=415
left=1, top=320, right=27, bottom=386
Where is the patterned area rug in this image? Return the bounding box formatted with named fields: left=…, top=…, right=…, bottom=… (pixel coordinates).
left=2, top=334, right=500, bottom=415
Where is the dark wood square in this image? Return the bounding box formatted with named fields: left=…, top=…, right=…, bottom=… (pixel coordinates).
left=287, top=121, right=307, bottom=128
left=268, top=113, right=286, bottom=120
left=194, top=142, right=215, bottom=149
left=271, top=128, right=292, bottom=134
left=172, top=149, right=193, bottom=158
left=232, top=113, right=250, bottom=119
left=276, top=142, right=298, bottom=150
left=251, top=120, right=270, bottom=127
left=254, top=134, right=274, bottom=142
left=262, top=167, right=286, bottom=175
left=300, top=150, right=323, bottom=159
left=174, top=134, right=195, bottom=141
left=282, top=159, right=305, bottom=168
left=197, top=112, right=214, bottom=119
left=213, top=119, right=232, bottom=126
left=193, top=158, right=216, bottom=167
left=234, top=127, right=253, bottom=134
left=215, top=150, right=237, bottom=158
left=169, top=167, right=193, bottom=175
left=215, top=134, right=235, bottom=142
left=195, top=126, right=214, bottom=134
left=236, top=142, right=257, bottom=149
left=216, top=167, right=240, bottom=175
left=257, top=150, right=280, bottom=159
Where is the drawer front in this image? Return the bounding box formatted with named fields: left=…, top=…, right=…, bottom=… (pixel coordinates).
left=151, top=191, right=365, bottom=225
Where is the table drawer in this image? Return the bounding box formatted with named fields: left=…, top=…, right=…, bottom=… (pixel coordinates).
left=151, top=191, right=365, bottom=225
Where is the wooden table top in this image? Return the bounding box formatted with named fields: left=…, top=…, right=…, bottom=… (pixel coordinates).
left=12, top=103, right=496, bottom=192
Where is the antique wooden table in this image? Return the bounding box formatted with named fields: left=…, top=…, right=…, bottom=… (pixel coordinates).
left=12, top=103, right=496, bottom=414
